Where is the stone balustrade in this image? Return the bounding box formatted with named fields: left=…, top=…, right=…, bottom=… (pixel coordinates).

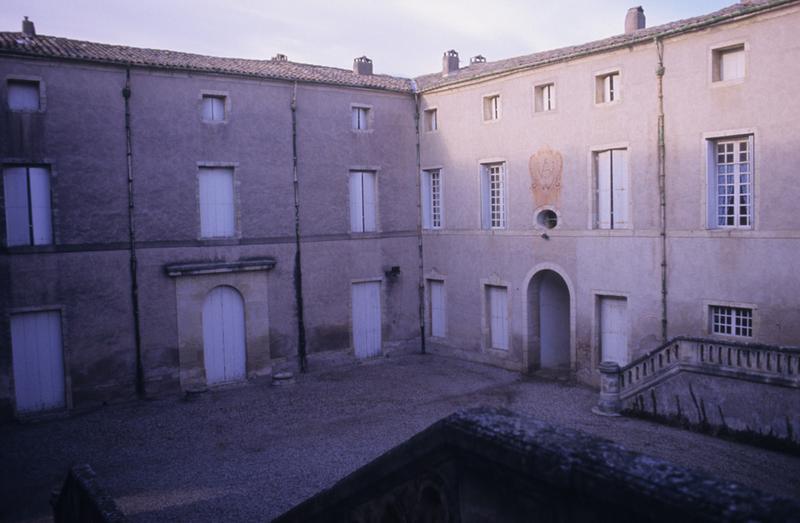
left=596, top=337, right=800, bottom=416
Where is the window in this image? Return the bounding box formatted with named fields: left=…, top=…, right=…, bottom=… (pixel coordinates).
left=201, top=95, right=226, bottom=122
left=486, top=285, right=508, bottom=350
left=710, top=305, right=752, bottom=338
left=3, top=166, right=52, bottom=246
left=710, top=136, right=752, bottom=228
left=352, top=106, right=370, bottom=131
left=594, top=149, right=629, bottom=229
left=428, top=279, right=446, bottom=338
left=596, top=72, right=620, bottom=104
left=8, top=79, right=40, bottom=111
left=349, top=171, right=376, bottom=232
left=198, top=167, right=235, bottom=238
left=424, top=108, right=438, bottom=131
left=482, top=95, right=500, bottom=121
left=480, top=163, right=506, bottom=229
left=534, top=83, right=555, bottom=112
left=713, top=44, right=745, bottom=82
left=421, top=169, right=442, bottom=229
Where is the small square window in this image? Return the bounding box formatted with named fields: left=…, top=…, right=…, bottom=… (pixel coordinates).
left=713, top=44, right=745, bottom=82
left=352, top=106, right=370, bottom=130
left=710, top=305, right=753, bottom=338
left=483, top=95, right=500, bottom=121
left=424, top=108, right=438, bottom=131
left=534, top=83, right=555, bottom=112
left=595, top=72, right=620, bottom=104
left=201, top=95, right=226, bottom=122
left=8, top=80, right=40, bottom=111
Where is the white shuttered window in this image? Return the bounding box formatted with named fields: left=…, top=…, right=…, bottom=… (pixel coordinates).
left=349, top=171, right=377, bottom=232
left=716, top=45, right=745, bottom=82
left=201, top=95, right=225, bottom=121
left=352, top=106, right=369, bottom=130
left=3, top=166, right=52, bottom=246
left=429, top=280, right=446, bottom=338
left=8, top=80, right=40, bottom=111
left=199, top=168, right=235, bottom=238
left=594, top=149, right=629, bottom=229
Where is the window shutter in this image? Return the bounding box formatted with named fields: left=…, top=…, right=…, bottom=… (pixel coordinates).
left=28, top=167, right=52, bottom=245
left=199, top=168, right=234, bottom=237
left=480, top=168, right=490, bottom=229
left=8, top=81, right=39, bottom=111
left=362, top=172, right=376, bottom=232
left=489, top=287, right=508, bottom=350
left=212, top=97, right=224, bottom=120
left=721, top=49, right=744, bottom=80
left=202, top=97, right=214, bottom=121
left=421, top=171, right=432, bottom=229
left=3, top=167, right=30, bottom=246
left=596, top=151, right=612, bottom=229
left=611, top=149, right=629, bottom=227
left=349, top=172, right=364, bottom=232
left=603, top=76, right=612, bottom=102
left=430, top=281, right=445, bottom=337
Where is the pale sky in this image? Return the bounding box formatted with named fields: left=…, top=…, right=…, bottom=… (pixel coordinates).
left=2, top=1, right=733, bottom=77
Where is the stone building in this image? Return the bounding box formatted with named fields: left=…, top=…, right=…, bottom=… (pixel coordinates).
left=1, top=0, right=798, bottom=418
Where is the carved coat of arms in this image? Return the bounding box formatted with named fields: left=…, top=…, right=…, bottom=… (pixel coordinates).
left=529, top=146, right=563, bottom=208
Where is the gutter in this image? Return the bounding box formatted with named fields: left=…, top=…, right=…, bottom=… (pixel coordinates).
left=418, top=0, right=799, bottom=94
left=291, top=81, right=308, bottom=372
left=122, top=68, right=145, bottom=398
left=411, top=80, right=426, bottom=355
left=656, top=38, right=668, bottom=342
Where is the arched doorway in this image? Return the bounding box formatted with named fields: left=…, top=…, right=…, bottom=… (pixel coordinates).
left=202, top=286, right=246, bottom=385
left=526, top=269, right=571, bottom=372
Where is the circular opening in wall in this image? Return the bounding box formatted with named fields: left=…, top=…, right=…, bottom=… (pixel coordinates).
left=536, top=209, right=558, bottom=229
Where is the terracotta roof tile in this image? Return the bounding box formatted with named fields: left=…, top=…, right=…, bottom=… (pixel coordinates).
left=414, top=0, right=794, bottom=91
left=0, top=33, right=414, bottom=93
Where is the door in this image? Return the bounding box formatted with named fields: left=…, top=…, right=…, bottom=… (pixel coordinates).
left=352, top=281, right=381, bottom=358
left=599, top=296, right=628, bottom=365
left=429, top=280, right=445, bottom=338
left=202, top=286, right=246, bottom=385
left=488, top=286, right=508, bottom=350
left=11, top=311, right=65, bottom=413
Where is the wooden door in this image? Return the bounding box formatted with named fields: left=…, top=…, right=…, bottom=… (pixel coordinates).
left=600, top=296, right=628, bottom=365
left=11, top=311, right=65, bottom=413
left=352, top=281, right=381, bottom=358
left=202, top=286, right=246, bottom=385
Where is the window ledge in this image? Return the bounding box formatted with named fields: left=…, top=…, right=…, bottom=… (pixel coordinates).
left=711, top=78, right=745, bottom=88
left=2, top=244, right=56, bottom=254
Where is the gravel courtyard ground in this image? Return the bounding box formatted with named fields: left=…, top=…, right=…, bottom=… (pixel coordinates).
left=2, top=353, right=799, bottom=522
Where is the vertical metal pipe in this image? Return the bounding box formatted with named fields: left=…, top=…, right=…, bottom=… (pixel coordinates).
left=655, top=39, right=668, bottom=342
left=413, top=86, right=426, bottom=354
left=291, top=81, right=308, bottom=372
left=123, top=68, right=145, bottom=397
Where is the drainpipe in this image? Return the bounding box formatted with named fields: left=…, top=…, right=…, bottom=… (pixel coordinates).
left=123, top=68, right=145, bottom=398
left=291, top=81, right=308, bottom=372
left=412, top=83, right=426, bottom=354
left=655, top=38, right=668, bottom=342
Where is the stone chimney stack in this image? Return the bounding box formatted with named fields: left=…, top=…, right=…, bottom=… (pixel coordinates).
left=22, top=16, right=36, bottom=37
left=624, top=6, right=646, bottom=33
left=353, top=56, right=373, bottom=75
left=442, top=50, right=459, bottom=76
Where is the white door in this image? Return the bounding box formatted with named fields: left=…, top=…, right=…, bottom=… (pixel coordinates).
left=11, top=311, right=65, bottom=413
left=600, top=296, right=628, bottom=365
left=202, top=286, right=246, bottom=385
left=429, top=280, right=445, bottom=338
left=352, top=281, right=381, bottom=358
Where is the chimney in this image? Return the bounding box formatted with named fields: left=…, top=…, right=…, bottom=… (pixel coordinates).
left=470, top=55, right=486, bottom=65
left=624, top=6, right=646, bottom=33
left=353, top=56, right=373, bottom=75
left=442, top=50, right=459, bottom=76
left=22, top=16, right=35, bottom=37
left=272, top=53, right=288, bottom=62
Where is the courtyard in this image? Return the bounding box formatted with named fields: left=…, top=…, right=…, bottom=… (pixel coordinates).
left=2, top=353, right=799, bottom=522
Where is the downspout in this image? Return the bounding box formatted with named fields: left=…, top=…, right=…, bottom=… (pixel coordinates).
left=655, top=38, right=668, bottom=342
left=123, top=68, right=145, bottom=398
left=412, top=81, right=426, bottom=354
left=291, top=81, right=308, bottom=372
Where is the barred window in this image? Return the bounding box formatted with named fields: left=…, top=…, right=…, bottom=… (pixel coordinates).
left=710, top=305, right=752, bottom=338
